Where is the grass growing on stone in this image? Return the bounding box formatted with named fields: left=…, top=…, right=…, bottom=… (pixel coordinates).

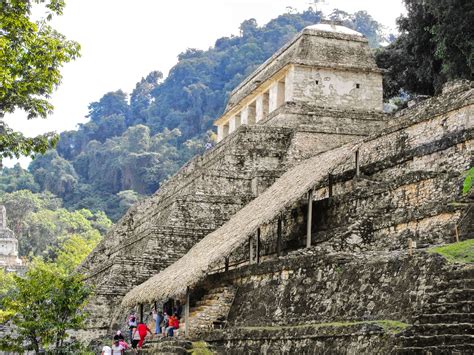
left=429, top=239, right=474, bottom=264
left=189, top=341, right=214, bottom=355
left=378, top=320, right=410, bottom=334
left=240, top=320, right=409, bottom=334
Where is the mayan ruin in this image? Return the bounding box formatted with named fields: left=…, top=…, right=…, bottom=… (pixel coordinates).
left=0, top=206, right=23, bottom=272
left=74, top=22, right=474, bottom=354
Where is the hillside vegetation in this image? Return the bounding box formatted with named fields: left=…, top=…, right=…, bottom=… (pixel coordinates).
left=1, top=9, right=385, bottom=223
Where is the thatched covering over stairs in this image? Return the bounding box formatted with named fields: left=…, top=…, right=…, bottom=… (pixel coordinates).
left=121, top=142, right=358, bottom=307
left=394, top=264, right=474, bottom=354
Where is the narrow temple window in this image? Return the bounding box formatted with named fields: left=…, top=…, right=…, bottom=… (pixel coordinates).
left=315, top=80, right=319, bottom=85
left=356, top=83, right=360, bottom=89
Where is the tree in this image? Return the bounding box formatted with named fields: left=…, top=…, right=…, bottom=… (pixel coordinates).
left=87, top=90, right=129, bottom=123
left=463, top=167, right=474, bottom=195
left=29, top=150, right=78, bottom=196
left=130, top=71, right=163, bottom=125
left=0, top=0, right=80, bottom=163
left=0, top=260, right=91, bottom=353
left=0, top=163, right=40, bottom=193
left=117, top=190, right=142, bottom=212
left=376, top=0, right=473, bottom=97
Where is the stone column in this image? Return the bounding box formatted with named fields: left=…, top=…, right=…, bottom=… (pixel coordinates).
left=256, top=228, right=261, bottom=264
left=269, top=81, right=286, bottom=112
left=229, top=116, right=236, bottom=133
left=277, top=81, right=285, bottom=107
left=256, top=93, right=269, bottom=122
left=247, top=103, right=256, bottom=125
left=355, top=149, right=360, bottom=176
left=306, top=189, right=313, bottom=248
left=277, top=216, right=282, bottom=256
left=240, top=108, right=248, bottom=125
left=285, top=67, right=295, bottom=102
left=269, top=82, right=279, bottom=112
left=249, top=236, right=254, bottom=264
left=217, top=125, right=224, bottom=142
left=185, top=288, right=190, bottom=338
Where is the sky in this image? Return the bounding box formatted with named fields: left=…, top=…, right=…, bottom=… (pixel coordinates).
left=4, top=0, right=406, bottom=166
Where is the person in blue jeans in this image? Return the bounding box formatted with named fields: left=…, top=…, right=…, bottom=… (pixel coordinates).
left=154, top=310, right=163, bottom=335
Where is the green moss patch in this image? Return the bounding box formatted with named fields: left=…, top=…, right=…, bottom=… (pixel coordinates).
left=189, top=341, right=214, bottom=355
left=429, top=239, right=474, bottom=264
left=378, top=320, right=410, bottom=334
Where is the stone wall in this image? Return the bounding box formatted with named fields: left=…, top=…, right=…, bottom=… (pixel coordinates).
left=209, top=251, right=453, bottom=327
left=207, top=323, right=396, bottom=355
left=204, top=250, right=469, bottom=354
left=286, top=65, right=383, bottom=111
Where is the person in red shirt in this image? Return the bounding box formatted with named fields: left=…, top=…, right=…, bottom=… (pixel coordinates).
left=173, top=314, right=180, bottom=332
left=166, top=313, right=180, bottom=337
left=136, top=322, right=152, bottom=349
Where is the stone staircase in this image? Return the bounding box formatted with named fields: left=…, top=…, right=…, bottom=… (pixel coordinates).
left=182, top=286, right=236, bottom=339
left=136, top=338, right=193, bottom=354
left=395, top=265, right=474, bottom=354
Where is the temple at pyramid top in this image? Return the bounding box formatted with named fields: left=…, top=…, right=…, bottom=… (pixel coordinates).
left=214, top=23, right=383, bottom=142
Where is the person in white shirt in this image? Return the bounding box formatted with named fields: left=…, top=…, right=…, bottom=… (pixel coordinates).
left=101, top=345, right=112, bottom=355
left=111, top=339, right=124, bottom=354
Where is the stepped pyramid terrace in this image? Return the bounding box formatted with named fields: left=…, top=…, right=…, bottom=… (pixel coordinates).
left=80, top=22, right=474, bottom=354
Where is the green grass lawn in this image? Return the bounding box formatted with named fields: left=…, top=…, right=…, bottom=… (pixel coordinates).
left=429, top=239, right=474, bottom=263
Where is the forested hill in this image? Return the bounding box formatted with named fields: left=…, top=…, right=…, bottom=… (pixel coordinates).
left=2, top=9, right=387, bottom=221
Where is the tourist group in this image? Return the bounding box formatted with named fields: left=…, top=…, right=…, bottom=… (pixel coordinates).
left=101, top=301, right=183, bottom=354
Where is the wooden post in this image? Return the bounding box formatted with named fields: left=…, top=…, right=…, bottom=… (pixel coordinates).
left=455, top=225, right=460, bottom=243
left=185, top=287, right=190, bottom=338
left=277, top=216, right=282, bottom=256
left=408, top=238, right=413, bottom=256
left=307, top=189, right=313, bottom=248
left=249, top=236, right=254, bottom=264
left=355, top=149, right=360, bottom=177
left=256, top=228, right=261, bottom=264
left=328, top=174, right=333, bottom=197
left=224, top=257, right=229, bottom=272
left=139, top=304, right=144, bottom=323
